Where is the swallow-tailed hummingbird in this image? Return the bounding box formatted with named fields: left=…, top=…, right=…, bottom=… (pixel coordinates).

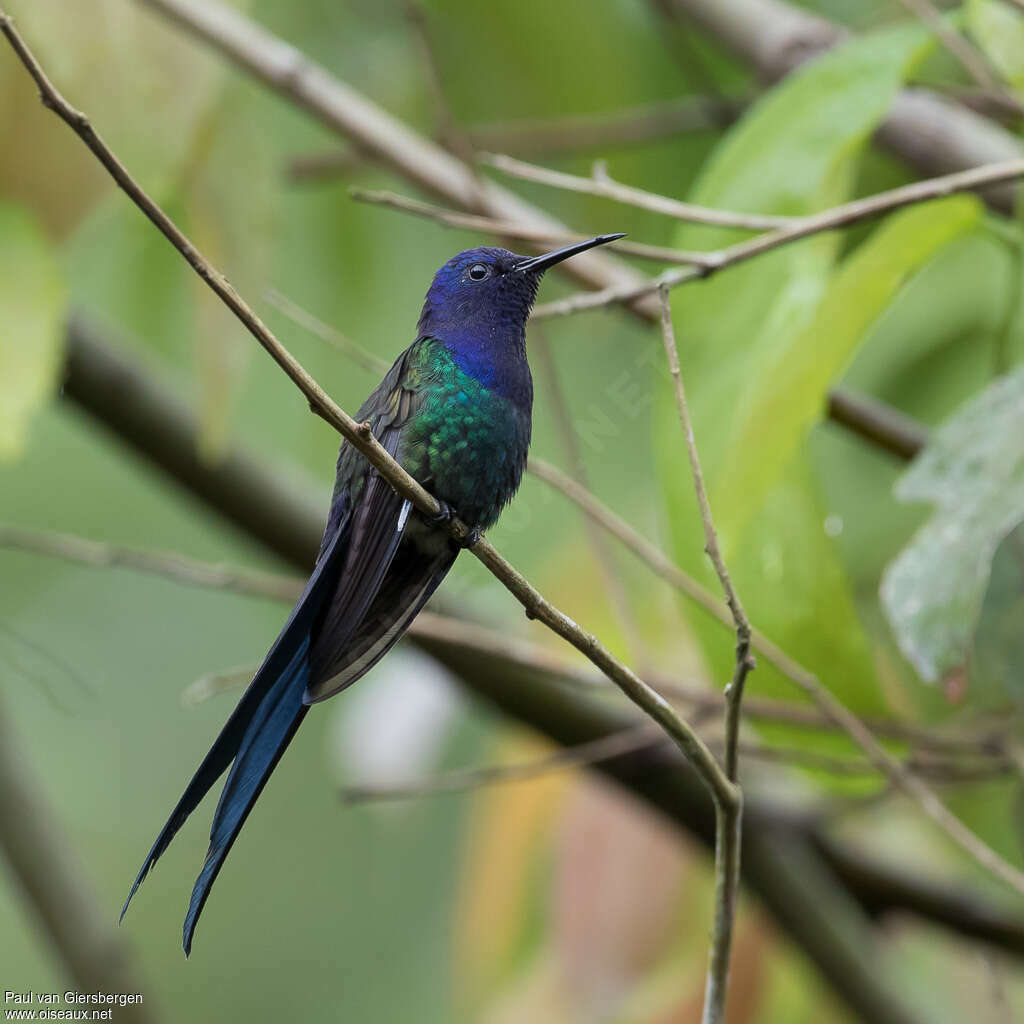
left=121, top=232, right=624, bottom=953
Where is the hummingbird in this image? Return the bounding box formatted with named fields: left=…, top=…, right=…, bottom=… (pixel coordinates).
left=121, top=232, right=624, bottom=954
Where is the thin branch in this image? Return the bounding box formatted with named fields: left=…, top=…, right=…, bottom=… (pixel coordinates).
left=265, top=288, right=390, bottom=374
left=894, top=0, right=1004, bottom=94
left=658, top=288, right=749, bottom=1024
left=348, top=187, right=717, bottom=266
left=531, top=324, right=650, bottom=667
left=658, top=287, right=754, bottom=781
left=339, top=722, right=664, bottom=803
left=0, top=523, right=302, bottom=603
left=0, top=8, right=736, bottom=817
left=135, top=0, right=659, bottom=319
left=133, top=0, right=957, bottom=461
left=287, top=94, right=748, bottom=180
left=51, top=336, right=1024, bottom=983
left=2, top=519, right=1007, bottom=756
left=482, top=151, right=795, bottom=231
left=826, top=390, right=928, bottom=461
left=533, top=157, right=1024, bottom=319
left=0, top=698, right=157, bottom=1023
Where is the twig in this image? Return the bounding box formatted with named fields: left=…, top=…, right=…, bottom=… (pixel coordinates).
left=826, top=390, right=928, bottom=461
left=339, top=722, right=664, bottom=803
left=658, top=288, right=749, bottom=1024
left=135, top=0, right=658, bottom=318
left=52, top=337, right=1024, bottom=988
left=531, top=325, right=650, bottom=666
left=533, top=157, right=1024, bottom=318
left=2, top=517, right=1006, bottom=755
left=0, top=5, right=737, bottom=820
left=894, top=0, right=1004, bottom=94
left=348, top=187, right=717, bottom=266
left=0, top=698, right=157, bottom=1023
left=265, top=288, right=390, bottom=374
left=338, top=729, right=1010, bottom=806
left=0, top=523, right=302, bottom=603
left=482, top=151, right=794, bottom=231
left=133, top=0, right=968, bottom=458
left=287, top=95, right=748, bottom=180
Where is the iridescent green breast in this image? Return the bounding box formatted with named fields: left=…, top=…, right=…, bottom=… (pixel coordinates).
left=399, top=339, right=531, bottom=529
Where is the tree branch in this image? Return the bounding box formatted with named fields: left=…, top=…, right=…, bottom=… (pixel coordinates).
left=482, top=152, right=794, bottom=230
left=532, top=157, right=1024, bottom=318
left=348, top=187, right=717, bottom=266
left=0, top=0, right=737, bottom=829
left=48, top=321, right=1024, bottom=998
left=658, top=287, right=749, bottom=1024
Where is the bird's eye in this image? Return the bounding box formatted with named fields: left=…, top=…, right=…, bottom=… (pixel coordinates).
left=468, top=263, right=490, bottom=281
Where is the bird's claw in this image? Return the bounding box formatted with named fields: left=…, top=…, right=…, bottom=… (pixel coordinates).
left=427, top=501, right=481, bottom=549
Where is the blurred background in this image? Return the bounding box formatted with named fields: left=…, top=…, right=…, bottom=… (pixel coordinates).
left=2, top=0, right=1024, bottom=1020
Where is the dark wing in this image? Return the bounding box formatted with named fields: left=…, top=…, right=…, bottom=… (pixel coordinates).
left=303, top=341, right=451, bottom=703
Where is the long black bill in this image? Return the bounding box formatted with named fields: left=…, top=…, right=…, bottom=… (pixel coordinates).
left=514, top=232, right=626, bottom=274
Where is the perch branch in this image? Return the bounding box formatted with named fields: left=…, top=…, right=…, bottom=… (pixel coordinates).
left=0, top=6, right=737, bottom=818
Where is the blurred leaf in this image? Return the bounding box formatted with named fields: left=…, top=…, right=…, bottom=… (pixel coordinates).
left=712, top=196, right=981, bottom=549
left=881, top=367, right=1024, bottom=684
left=0, top=203, right=66, bottom=461
left=967, top=0, right=1024, bottom=88
left=658, top=24, right=932, bottom=715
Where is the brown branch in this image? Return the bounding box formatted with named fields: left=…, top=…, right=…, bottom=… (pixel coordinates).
left=658, top=288, right=749, bottom=1024
left=826, top=389, right=928, bottom=461
left=339, top=722, right=665, bottom=803
left=0, top=7, right=736, bottom=817
left=3, top=517, right=1007, bottom=758
left=482, top=151, right=795, bottom=230
left=287, top=94, right=748, bottom=180
left=0, top=699, right=157, bottom=1022
left=894, top=0, right=1004, bottom=95
left=264, top=288, right=390, bottom=374
left=533, top=157, right=1024, bottom=318
left=51, top=322, right=1024, bottom=991
left=348, top=187, right=717, bottom=266
left=135, top=0, right=659, bottom=317
left=133, top=0, right=951, bottom=465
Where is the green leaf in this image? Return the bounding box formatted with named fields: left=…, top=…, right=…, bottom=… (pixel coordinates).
left=711, top=196, right=981, bottom=549
left=657, top=24, right=934, bottom=716
left=881, top=367, right=1024, bottom=683
left=0, top=203, right=66, bottom=461
left=967, top=0, right=1024, bottom=88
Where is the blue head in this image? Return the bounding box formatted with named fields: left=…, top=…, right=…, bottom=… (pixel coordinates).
left=416, top=235, right=624, bottom=402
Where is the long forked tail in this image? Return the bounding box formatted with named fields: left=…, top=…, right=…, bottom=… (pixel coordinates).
left=182, top=640, right=310, bottom=954
left=121, top=528, right=346, bottom=953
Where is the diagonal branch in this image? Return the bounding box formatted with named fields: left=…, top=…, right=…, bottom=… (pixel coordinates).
left=348, top=187, right=717, bottom=266
left=0, top=4, right=737, bottom=820
left=533, top=157, right=1024, bottom=318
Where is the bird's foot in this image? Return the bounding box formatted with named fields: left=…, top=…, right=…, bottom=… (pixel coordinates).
left=428, top=501, right=482, bottom=549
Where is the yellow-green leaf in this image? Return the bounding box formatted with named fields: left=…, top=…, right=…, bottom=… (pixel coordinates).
left=712, top=196, right=981, bottom=549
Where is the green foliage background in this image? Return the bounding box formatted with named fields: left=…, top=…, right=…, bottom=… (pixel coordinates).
left=2, top=1, right=1024, bottom=1021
